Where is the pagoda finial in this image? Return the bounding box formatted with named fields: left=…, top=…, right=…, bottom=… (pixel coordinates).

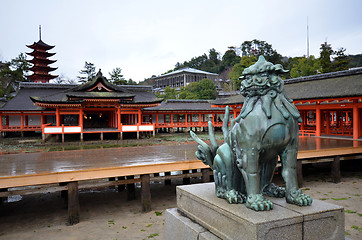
left=39, top=25, right=42, bottom=40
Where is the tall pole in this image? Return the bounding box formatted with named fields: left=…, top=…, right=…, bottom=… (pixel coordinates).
left=39, top=25, right=42, bottom=40
left=306, top=17, right=309, bottom=60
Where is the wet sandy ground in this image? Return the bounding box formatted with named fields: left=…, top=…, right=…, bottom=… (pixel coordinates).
left=0, top=164, right=361, bottom=240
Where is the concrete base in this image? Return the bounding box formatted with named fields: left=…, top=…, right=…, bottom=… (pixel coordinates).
left=165, top=208, right=220, bottom=240
left=165, top=182, right=344, bottom=240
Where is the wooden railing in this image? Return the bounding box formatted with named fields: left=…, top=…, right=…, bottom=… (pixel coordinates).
left=1, top=125, right=42, bottom=131
left=155, top=121, right=223, bottom=128
left=299, top=130, right=316, bottom=136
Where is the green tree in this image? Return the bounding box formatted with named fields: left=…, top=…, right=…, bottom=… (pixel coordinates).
left=228, top=55, right=257, bottom=90
left=290, top=56, right=321, bottom=78
left=0, top=53, right=30, bottom=98
left=241, top=39, right=282, bottom=63
left=198, top=78, right=217, bottom=99
left=162, top=86, right=177, bottom=99
left=221, top=47, right=241, bottom=68
left=319, top=42, right=334, bottom=73
left=178, top=79, right=217, bottom=100
left=179, top=82, right=199, bottom=99
left=332, top=48, right=350, bottom=71
left=208, top=48, right=220, bottom=65
left=78, top=61, right=96, bottom=83
left=109, top=67, right=127, bottom=85
left=127, top=79, right=138, bottom=85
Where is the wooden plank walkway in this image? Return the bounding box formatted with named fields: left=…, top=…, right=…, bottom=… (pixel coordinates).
left=0, top=137, right=361, bottom=225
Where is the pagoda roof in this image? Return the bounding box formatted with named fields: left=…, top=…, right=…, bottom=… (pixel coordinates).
left=29, top=65, right=58, bottom=72
left=26, top=40, right=55, bottom=50
left=212, top=68, right=362, bottom=106
left=29, top=58, right=57, bottom=65
left=27, top=50, right=56, bottom=58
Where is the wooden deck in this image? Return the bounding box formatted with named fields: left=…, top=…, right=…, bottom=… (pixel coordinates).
left=0, top=137, right=362, bottom=225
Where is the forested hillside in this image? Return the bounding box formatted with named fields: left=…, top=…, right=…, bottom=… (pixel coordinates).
left=141, top=39, right=361, bottom=91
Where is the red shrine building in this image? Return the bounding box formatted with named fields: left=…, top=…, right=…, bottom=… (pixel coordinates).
left=1, top=67, right=361, bottom=141
left=0, top=37, right=361, bottom=141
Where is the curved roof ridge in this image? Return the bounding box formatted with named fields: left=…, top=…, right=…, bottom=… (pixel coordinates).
left=284, top=67, right=362, bottom=84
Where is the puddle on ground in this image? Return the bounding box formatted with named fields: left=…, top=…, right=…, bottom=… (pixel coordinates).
left=7, top=195, right=22, bottom=203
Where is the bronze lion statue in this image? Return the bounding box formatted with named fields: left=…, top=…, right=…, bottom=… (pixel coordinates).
left=191, top=56, right=312, bottom=211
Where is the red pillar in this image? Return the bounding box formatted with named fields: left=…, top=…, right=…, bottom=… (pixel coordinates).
left=353, top=102, right=360, bottom=139
left=138, top=109, right=142, bottom=125
left=316, top=106, right=321, bottom=137
left=325, top=110, right=330, bottom=135
left=56, top=108, right=60, bottom=127
left=79, top=109, right=83, bottom=129
left=0, top=114, right=2, bottom=130
left=21, top=113, right=24, bottom=129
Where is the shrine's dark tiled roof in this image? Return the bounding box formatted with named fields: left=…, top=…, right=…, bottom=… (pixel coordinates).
left=213, top=68, right=362, bottom=106
left=144, top=99, right=224, bottom=111
left=0, top=79, right=162, bottom=111
left=284, top=69, right=362, bottom=100
left=212, top=95, right=245, bottom=106
left=0, top=83, right=76, bottom=111
left=66, top=92, right=135, bottom=99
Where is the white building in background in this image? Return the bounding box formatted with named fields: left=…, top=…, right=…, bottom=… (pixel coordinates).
left=153, top=68, right=218, bottom=92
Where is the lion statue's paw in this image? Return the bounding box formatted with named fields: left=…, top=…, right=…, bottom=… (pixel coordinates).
left=246, top=194, right=273, bottom=211
left=225, top=189, right=246, bottom=204
left=263, top=183, right=286, bottom=198
left=286, top=189, right=313, bottom=206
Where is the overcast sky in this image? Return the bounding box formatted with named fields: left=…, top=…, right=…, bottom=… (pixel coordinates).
left=1, top=0, right=361, bottom=82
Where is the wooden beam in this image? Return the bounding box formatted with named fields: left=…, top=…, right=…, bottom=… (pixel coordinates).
left=202, top=168, right=210, bottom=183
left=118, top=176, right=126, bottom=192
left=141, top=174, right=151, bottom=212
left=0, top=185, right=68, bottom=198
left=127, top=175, right=136, bottom=200
left=164, top=172, right=171, bottom=185
left=331, top=156, right=341, bottom=183
left=67, top=181, right=80, bottom=225
left=183, top=170, right=190, bottom=185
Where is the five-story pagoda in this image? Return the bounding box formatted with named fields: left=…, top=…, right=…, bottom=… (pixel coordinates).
left=26, top=26, right=58, bottom=83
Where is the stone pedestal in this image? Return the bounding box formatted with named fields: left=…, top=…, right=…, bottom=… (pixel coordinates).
left=165, top=182, right=344, bottom=240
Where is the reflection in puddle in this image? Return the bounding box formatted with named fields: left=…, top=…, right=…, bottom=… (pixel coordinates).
left=7, top=195, right=22, bottom=203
